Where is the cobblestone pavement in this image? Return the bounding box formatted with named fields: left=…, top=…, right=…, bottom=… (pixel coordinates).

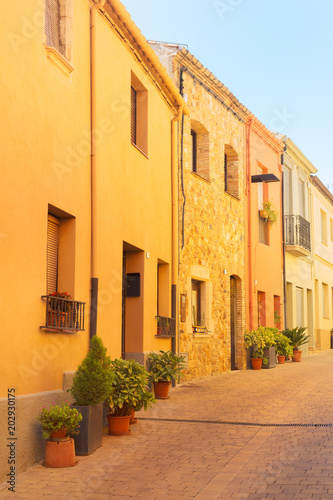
left=2, top=351, right=333, bottom=499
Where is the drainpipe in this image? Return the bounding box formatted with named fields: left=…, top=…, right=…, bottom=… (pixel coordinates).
left=89, top=0, right=105, bottom=340
left=246, top=118, right=254, bottom=331
left=281, top=145, right=287, bottom=329
left=171, top=105, right=183, bottom=357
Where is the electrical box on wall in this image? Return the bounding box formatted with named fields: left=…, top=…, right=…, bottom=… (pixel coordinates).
left=126, top=273, right=140, bottom=297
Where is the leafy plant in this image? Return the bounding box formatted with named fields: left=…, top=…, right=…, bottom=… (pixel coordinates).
left=37, top=401, right=82, bottom=439
left=274, top=310, right=282, bottom=326
left=260, top=201, right=278, bottom=224
left=148, top=350, right=186, bottom=383
left=274, top=331, right=293, bottom=356
left=107, top=359, right=155, bottom=417
left=244, top=326, right=277, bottom=363
left=282, top=327, right=309, bottom=350
left=69, top=336, right=114, bottom=406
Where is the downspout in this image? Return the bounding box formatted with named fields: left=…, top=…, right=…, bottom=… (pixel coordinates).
left=246, top=118, right=254, bottom=331
left=281, top=145, right=287, bottom=329
left=90, top=0, right=105, bottom=340
left=171, top=105, right=183, bottom=358
left=179, top=66, right=186, bottom=249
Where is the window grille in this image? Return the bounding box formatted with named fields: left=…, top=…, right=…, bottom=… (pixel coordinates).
left=45, top=0, right=63, bottom=56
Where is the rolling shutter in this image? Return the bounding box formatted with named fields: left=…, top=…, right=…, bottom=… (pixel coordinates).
left=131, top=86, right=137, bottom=145
left=47, top=215, right=60, bottom=295
left=45, top=0, right=61, bottom=53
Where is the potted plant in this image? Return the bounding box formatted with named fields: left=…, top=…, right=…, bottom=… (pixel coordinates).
left=106, top=358, right=155, bottom=435
left=261, top=327, right=277, bottom=369
left=37, top=401, right=82, bottom=468
left=259, top=201, right=278, bottom=224
left=48, top=291, right=72, bottom=328
left=244, top=327, right=269, bottom=370
left=148, top=350, right=186, bottom=398
left=274, top=331, right=293, bottom=364
left=69, top=336, right=114, bottom=455
left=282, top=327, right=309, bottom=362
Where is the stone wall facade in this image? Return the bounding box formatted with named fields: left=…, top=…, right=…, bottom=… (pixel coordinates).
left=176, top=61, right=247, bottom=380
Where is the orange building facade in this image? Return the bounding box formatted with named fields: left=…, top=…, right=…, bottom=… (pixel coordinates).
left=245, top=118, right=284, bottom=332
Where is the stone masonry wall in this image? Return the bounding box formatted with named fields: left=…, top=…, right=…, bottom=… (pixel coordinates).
left=178, top=68, right=247, bottom=380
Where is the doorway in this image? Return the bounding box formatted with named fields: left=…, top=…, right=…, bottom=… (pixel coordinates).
left=230, top=276, right=237, bottom=370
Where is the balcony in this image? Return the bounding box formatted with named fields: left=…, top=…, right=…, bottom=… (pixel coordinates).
left=155, top=316, right=176, bottom=338
left=285, top=215, right=311, bottom=256
left=41, top=295, right=85, bottom=333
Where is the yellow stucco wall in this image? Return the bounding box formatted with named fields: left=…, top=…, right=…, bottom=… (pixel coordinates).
left=1, top=0, right=178, bottom=479
left=1, top=0, right=92, bottom=397
left=312, top=183, right=333, bottom=351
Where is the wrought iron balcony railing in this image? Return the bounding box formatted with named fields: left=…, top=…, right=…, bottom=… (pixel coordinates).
left=285, top=214, right=311, bottom=253
left=156, top=315, right=176, bottom=338
left=41, top=295, right=85, bottom=332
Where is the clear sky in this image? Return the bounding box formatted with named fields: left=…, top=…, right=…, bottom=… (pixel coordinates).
left=121, top=0, right=333, bottom=190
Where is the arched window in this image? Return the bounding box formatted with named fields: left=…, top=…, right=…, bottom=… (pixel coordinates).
left=190, top=120, right=209, bottom=181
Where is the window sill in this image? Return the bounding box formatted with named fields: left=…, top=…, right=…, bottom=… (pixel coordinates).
left=42, top=328, right=76, bottom=334
left=131, top=142, right=149, bottom=159
left=192, top=333, right=210, bottom=343
left=155, top=335, right=174, bottom=339
left=190, top=172, right=211, bottom=184
left=225, top=190, right=240, bottom=201
left=45, top=45, right=74, bottom=76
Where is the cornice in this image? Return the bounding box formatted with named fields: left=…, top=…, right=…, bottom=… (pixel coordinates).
left=274, top=135, right=317, bottom=175
left=103, top=1, right=189, bottom=115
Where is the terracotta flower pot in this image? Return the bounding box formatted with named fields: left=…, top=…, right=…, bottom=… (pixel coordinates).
left=292, top=350, right=302, bottom=362
left=50, top=428, right=69, bottom=442
left=129, top=409, right=137, bottom=425
left=106, top=414, right=131, bottom=435
left=44, top=438, right=76, bottom=468
left=153, top=381, right=171, bottom=399
left=250, top=358, right=263, bottom=370
left=277, top=355, right=285, bottom=364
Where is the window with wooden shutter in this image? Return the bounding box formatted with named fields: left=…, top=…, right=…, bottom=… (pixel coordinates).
left=130, top=72, right=148, bottom=156
left=131, top=86, right=137, bottom=145
left=47, top=214, right=60, bottom=295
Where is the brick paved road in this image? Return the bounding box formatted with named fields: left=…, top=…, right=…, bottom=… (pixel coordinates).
left=2, top=351, right=333, bottom=499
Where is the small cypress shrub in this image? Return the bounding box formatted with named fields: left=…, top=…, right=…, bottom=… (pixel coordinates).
left=69, top=336, right=114, bottom=406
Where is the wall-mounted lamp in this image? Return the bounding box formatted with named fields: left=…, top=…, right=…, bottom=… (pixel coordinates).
left=251, top=174, right=280, bottom=183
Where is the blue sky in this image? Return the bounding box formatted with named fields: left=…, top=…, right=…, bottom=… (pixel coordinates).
left=121, top=0, right=333, bottom=190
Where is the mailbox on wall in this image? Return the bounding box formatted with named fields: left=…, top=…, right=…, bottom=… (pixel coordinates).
left=126, top=273, right=140, bottom=297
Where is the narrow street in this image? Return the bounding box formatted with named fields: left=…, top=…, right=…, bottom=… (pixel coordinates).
left=2, top=351, right=333, bottom=499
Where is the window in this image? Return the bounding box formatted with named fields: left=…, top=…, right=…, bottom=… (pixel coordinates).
left=190, top=120, right=209, bottom=181
left=157, top=261, right=169, bottom=316
left=191, top=130, right=197, bottom=173
left=257, top=291, right=266, bottom=327
left=284, top=167, right=292, bottom=215
left=299, top=179, right=305, bottom=216
left=47, top=214, right=60, bottom=294
left=330, top=218, right=333, bottom=241
left=47, top=206, right=75, bottom=296
left=321, top=210, right=327, bottom=244
left=296, top=287, right=303, bottom=327
left=45, top=0, right=73, bottom=62
left=131, top=72, right=148, bottom=156
left=274, top=295, right=281, bottom=329
left=322, top=283, right=329, bottom=318
left=258, top=165, right=269, bottom=245
left=191, top=280, right=202, bottom=326
left=224, top=145, right=239, bottom=198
